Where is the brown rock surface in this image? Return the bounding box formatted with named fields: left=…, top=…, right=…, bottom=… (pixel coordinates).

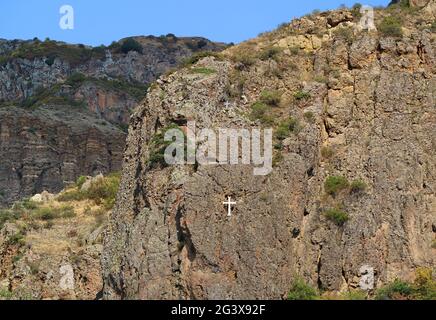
left=102, top=6, right=436, bottom=299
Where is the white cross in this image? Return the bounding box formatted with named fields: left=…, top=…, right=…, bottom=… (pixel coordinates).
left=223, top=196, right=236, bottom=217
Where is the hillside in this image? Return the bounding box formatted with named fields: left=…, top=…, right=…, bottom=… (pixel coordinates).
left=101, top=1, right=436, bottom=299
left=0, top=174, right=119, bottom=300
left=0, top=36, right=227, bottom=206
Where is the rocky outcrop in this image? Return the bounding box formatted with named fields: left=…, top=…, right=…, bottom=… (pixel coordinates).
left=102, top=5, right=436, bottom=299
left=0, top=36, right=226, bottom=206
left=0, top=106, right=125, bottom=205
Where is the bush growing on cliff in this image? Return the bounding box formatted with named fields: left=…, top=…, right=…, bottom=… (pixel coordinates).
left=259, top=46, right=282, bottom=61
left=333, top=27, right=355, bottom=44
left=375, top=279, right=414, bottom=300
left=249, top=102, right=274, bottom=126
left=260, top=90, right=282, bottom=107
left=288, top=277, right=319, bottom=300
left=58, top=173, right=120, bottom=209
left=324, top=175, right=350, bottom=196
left=148, top=124, right=186, bottom=168
left=375, top=268, right=436, bottom=300
left=350, top=179, right=367, bottom=194
left=293, top=90, right=311, bottom=101
left=379, top=16, right=403, bottom=37
left=76, top=176, right=87, bottom=189
left=182, top=51, right=223, bottom=67
left=324, top=208, right=349, bottom=226
left=275, top=118, right=299, bottom=140
left=190, top=67, right=216, bottom=75
left=120, top=38, right=143, bottom=54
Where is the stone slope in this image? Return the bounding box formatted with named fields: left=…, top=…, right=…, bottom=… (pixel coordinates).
left=0, top=174, right=119, bottom=300
left=102, top=3, right=436, bottom=299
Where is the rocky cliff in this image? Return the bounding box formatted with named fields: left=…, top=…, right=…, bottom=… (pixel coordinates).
left=0, top=36, right=226, bottom=206
left=102, top=2, right=436, bottom=299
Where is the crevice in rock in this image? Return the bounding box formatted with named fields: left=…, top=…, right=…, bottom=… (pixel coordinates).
left=317, top=245, right=323, bottom=290
left=175, top=206, right=196, bottom=262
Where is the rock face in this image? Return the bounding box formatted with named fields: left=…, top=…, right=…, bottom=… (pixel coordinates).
left=102, top=6, right=436, bottom=299
left=0, top=36, right=226, bottom=206
left=0, top=106, right=125, bottom=206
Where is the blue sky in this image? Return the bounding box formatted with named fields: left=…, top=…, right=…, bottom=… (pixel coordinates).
left=0, top=0, right=388, bottom=46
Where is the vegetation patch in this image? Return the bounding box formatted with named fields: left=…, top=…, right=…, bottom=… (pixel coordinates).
left=379, top=16, right=403, bottom=38
left=0, top=39, right=105, bottom=68
left=148, top=124, right=186, bottom=169
left=333, top=27, right=355, bottom=44
left=259, top=46, right=282, bottom=61
left=120, top=38, right=143, bottom=54
left=350, top=179, right=367, bottom=194
left=259, top=90, right=282, bottom=107
left=324, top=208, right=349, bottom=226
left=288, top=277, right=319, bottom=300
left=182, top=51, right=223, bottom=67
left=324, top=175, right=350, bottom=196
left=249, top=102, right=274, bottom=126
left=190, top=67, right=216, bottom=75
left=58, top=173, right=120, bottom=209
left=275, top=118, right=299, bottom=140
left=293, top=90, right=311, bottom=101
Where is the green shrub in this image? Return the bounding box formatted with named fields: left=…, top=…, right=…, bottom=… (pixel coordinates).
left=59, top=174, right=120, bottom=208
left=85, top=173, right=120, bottom=208
left=57, top=189, right=84, bottom=202
left=190, top=67, right=216, bottom=75
left=325, top=176, right=349, bottom=196
left=259, top=46, right=281, bottom=61
left=275, top=118, right=299, bottom=140
left=288, top=277, right=319, bottom=300
left=231, top=50, right=257, bottom=69
left=294, top=90, right=311, bottom=101
left=7, top=232, right=26, bottom=246
left=120, top=38, right=143, bottom=54
left=33, top=207, right=59, bottom=221
left=66, top=72, right=87, bottom=87
left=375, top=279, right=414, bottom=300
left=333, top=27, right=355, bottom=44
left=260, top=90, right=281, bottom=107
left=431, top=21, right=436, bottom=32
left=342, top=289, right=367, bottom=300
left=148, top=125, right=185, bottom=168
left=351, top=3, right=363, bottom=19
left=76, top=176, right=87, bottom=189
left=0, top=289, right=13, bottom=300
left=414, top=268, right=436, bottom=300
left=249, top=102, right=274, bottom=126
left=350, top=179, right=367, bottom=194
left=324, top=208, right=349, bottom=226
left=379, top=16, right=403, bottom=37
left=182, top=51, right=223, bottom=67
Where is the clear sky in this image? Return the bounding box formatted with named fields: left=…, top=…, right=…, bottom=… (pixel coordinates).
left=0, top=0, right=389, bottom=46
